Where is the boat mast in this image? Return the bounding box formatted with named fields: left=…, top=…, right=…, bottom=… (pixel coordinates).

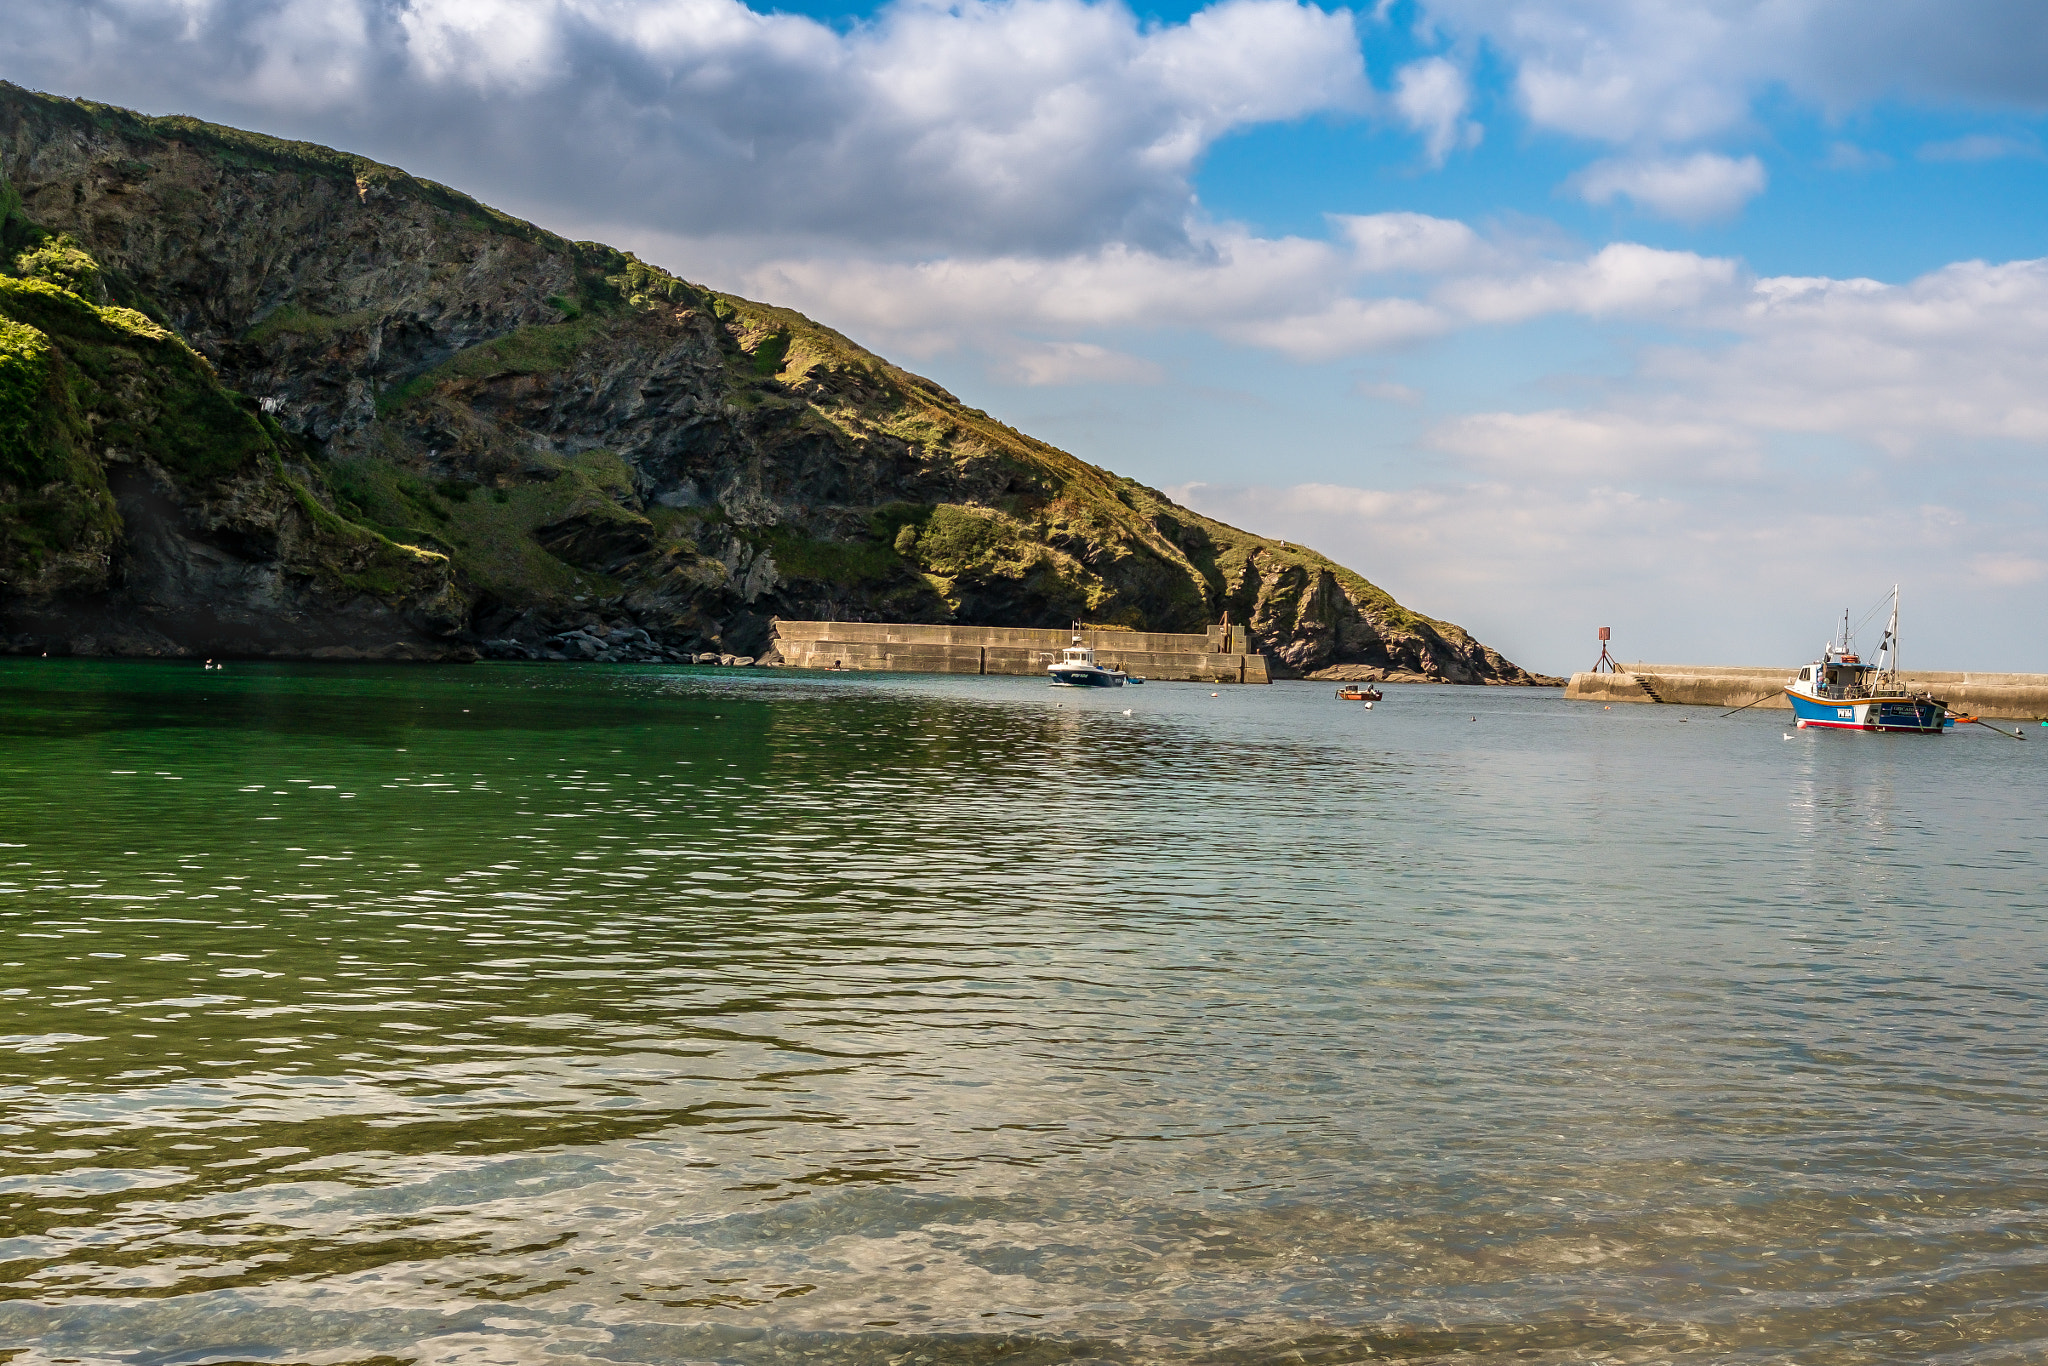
left=1879, top=584, right=1900, bottom=685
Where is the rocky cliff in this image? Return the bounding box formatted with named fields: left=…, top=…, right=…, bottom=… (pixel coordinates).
left=0, top=83, right=1551, bottom=683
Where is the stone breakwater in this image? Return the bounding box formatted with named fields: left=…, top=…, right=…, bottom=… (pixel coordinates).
left=773, top=620, right=1273, bottom=683
left=1568, top=664, right=2048, bottom=721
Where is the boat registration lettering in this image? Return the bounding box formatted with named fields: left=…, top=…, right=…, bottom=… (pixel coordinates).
left=1837, top=708, right=1854, bottom=719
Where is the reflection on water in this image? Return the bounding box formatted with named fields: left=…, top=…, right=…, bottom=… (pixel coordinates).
left=2, top=659, right=2045, bottom=1364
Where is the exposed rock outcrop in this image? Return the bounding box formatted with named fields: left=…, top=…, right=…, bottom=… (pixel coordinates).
left=0, top=83, right=1549, bottom=682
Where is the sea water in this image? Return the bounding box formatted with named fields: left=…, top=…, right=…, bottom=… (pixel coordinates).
left=1, top=659, right=2044, bottom=1364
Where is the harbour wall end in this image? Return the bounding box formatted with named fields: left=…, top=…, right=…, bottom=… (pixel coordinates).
left=1566, top=664, right=2048, bottom=720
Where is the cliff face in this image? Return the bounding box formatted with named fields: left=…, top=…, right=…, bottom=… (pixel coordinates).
left=0, top=84, right=1550, bottom=683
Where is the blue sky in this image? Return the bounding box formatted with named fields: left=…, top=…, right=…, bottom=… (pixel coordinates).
left=8, top=0, right=2048, bottom=674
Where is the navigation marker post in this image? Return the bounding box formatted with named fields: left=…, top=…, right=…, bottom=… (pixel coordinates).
left=1591, top=627, right=1620, bottom=675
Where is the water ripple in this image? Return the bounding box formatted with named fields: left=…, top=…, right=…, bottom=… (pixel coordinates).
left=0, top=660, right=2043, bottom=1363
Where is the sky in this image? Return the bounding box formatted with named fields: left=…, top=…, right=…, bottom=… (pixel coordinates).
left=7, top=0, right=2048, bottom=676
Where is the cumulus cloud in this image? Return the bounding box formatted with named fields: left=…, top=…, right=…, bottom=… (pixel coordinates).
left=721, top=217, right=1745, bottom=367
left=1436, top=242, right=1741, bottom=322
left=733, top=228, right=1350, bottom=344
left=1233, top=296, right=1451, bottom=359
left=1403, top=1, right=2048, bottom=229
left=1572, top=152, right=1767, bottom=221
left=1392, top=56, right=1482, bottom=165
left=1336, top=211, right=1485, bottom=274
left=1417, top=0, right=2048, bottom=146
left=1675, top=258, right=2048, bottom=447
left=1389, top=256, right=2048, bottom=500
left=3, top=0, right=1367, bottom=256
left=1484, top=1, right=1754, bottom=144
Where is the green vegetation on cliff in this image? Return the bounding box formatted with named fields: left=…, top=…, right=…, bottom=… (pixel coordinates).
left=0, top=161, right=456, bottom=646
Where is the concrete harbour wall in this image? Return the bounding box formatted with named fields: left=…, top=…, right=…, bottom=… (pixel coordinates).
left=1566, top=664, right=2048, bottom=720
left=771, top=620, right=1273, bottom=683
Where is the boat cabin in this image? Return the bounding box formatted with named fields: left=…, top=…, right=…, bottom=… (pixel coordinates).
left=1796, top=655, right=1878, bottom=699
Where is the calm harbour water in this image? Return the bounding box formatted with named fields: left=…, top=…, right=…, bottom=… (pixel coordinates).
left=2, top=659, right=2045, bottom=1365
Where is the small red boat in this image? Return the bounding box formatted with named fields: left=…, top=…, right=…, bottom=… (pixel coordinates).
left=1335, top=684, right=1382, bottom=703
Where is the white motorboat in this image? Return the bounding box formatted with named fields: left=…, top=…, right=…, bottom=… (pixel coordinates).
left=1048, top=637, right=1126, bottom=688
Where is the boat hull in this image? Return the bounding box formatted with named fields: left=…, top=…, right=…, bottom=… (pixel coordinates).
left=1785, top=689, right=1947, bottom=733
left=1049, top=665, right=1125, bottom=688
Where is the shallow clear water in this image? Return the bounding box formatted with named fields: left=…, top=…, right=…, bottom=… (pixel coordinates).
left=2, top=659, right=2044, bottom=1365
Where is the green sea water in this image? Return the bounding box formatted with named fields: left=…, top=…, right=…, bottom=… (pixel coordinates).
left=2, top=659, right=2045, bottom=1364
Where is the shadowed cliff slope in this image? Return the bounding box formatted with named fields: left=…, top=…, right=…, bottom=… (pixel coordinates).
left=0, top=83, right=1550, bottom=683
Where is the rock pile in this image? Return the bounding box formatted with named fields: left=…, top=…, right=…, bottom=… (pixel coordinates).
left=480, top=623, right=768, bottom=666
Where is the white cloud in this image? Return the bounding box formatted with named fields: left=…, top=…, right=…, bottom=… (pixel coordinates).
left=1970, top=553, right=2048, bottom=587
left=1427, top=409, right=1759, bottom=480
left=993, top=341, right=1164, bottom=386
left=1417, top=0, right=2048, bottom=147
left=1233, top=296, right=1451, bottom=359
left=1572, top=152, right=1767, bottom=221
left=1392, top=56, right=1482, bottom=165
left=1395, top=2, right=2048, bottom=237
left=1663, top=257, right=2048, bottom=449
left=3, top=0, right=1368, bottom=257
left=1390, top=256, right=2048, bottom=496
left=1917, top=133, right=2042, bottom=163
left=1140, top=0, right=1373, bottom=125
left=1335, top=211, right=1484, bottom=274
left=1436, top=242, right=1742, bottom=323
left=1439, top=0, right=1758, bottom=144
left=223, top=0, right=378, bottom=109
left=714, top=221, right=1742, bottom=365
left=399, top=0, right=566, bottom=90
left=731, top=228, right=1350, bottom=344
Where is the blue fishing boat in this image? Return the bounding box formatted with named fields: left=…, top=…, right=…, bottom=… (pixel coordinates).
left=1784, top=588, right=1949, bottom=734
